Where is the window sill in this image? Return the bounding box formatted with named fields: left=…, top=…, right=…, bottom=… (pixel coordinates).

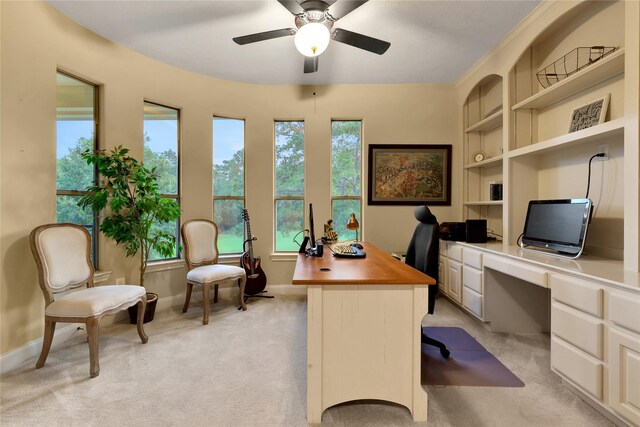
left=270, top=253, right=299, bottom=262
left=218, top=254, right=243, bottom=265
left=146, top=259, right=185, bottom=273
left=94, top=270, right=112, bottom=284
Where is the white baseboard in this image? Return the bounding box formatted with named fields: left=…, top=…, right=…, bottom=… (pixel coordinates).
left=0, top=284, right=306, bottom=375
left=1, top=323, right=82, bottom=375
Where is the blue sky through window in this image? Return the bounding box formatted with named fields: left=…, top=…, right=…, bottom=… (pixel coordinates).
left=214, top=118, right=244, bottom=164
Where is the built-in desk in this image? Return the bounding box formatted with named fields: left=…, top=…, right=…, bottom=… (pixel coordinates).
left=292, top=242, right=435, bottom=424
left=440, top=242, right=640, bottom=426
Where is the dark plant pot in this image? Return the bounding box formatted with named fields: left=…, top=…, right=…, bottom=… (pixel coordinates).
left=128, top=292, right=158, bottom=324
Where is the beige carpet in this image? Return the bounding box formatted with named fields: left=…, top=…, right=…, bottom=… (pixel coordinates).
left=1, top=294, right=614, bottom=426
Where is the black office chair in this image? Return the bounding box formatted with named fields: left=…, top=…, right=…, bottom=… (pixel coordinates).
left=405, top=205, right=450, bottom=359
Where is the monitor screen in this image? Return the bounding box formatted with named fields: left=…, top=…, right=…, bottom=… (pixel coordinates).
left=309, top=203, right=316, bottom=248
left=522, top=198, right=592, bottom=257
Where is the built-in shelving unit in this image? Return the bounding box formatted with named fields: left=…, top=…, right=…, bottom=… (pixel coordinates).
left=508, top=118, right=624, bottom=159
left=465, top=110, right=503, bottom=133
left=463, top=74, right=504, bottom=238
left=463, top=201, right=503, bottom=206
left=511, top=49, right=625, bottom=111
left=506, top=0, right=626, bottom=260
left=463, top=155, right=503, bottom=169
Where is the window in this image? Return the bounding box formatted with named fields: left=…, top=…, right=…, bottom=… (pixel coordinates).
left=143, top=101, right=180, bottom=261
left=274, top=121, right=305, bottom=252
left=56, top=71, right=99, bottom=266
left=213, top=117, right=245, bottom=254
left=331, top=120, right=362, bottom=240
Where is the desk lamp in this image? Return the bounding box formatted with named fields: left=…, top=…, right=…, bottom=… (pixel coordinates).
left=346, top=213, right=360, bottom=242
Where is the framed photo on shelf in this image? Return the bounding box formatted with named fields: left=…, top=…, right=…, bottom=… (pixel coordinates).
left=568, top=94, right=610, bottom=133
left=368, top=144, right=452, bottom=206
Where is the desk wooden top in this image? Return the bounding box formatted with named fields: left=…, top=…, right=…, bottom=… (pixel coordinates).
left=292, top=242, right=436, bottom=286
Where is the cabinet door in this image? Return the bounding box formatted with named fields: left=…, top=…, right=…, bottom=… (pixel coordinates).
left=438, top=256, right=448, bottom=295
left=609, top=328, right=640, bottom=426
left=447, top=260, right=462, bottom=304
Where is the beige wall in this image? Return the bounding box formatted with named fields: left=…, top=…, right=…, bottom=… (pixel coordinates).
left=0, top=2, right=458, bottom=355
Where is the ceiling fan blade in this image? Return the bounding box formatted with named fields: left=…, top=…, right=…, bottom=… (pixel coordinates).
left=304, top=56, right=319, bottom=73
left=277, top=0, right=305, bottom=15
left=327, top=0, right=368, bottom=20
left=233, top=28, right=296, bottom=45
left=332, top=28, right=390, bottom=55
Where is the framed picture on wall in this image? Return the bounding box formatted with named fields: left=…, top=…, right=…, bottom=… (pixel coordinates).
left=568, top=94, right=610, bottom=133
left=367, top=144, right=452, bottom=206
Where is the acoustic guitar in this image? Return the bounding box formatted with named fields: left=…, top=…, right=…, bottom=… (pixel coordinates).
left=241, top=209, right=268, bottom=297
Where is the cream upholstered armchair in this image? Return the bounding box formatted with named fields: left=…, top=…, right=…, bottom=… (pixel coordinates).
left=181, top=219, right=247, bottom=325
left=29, top=223, right=148, bottom=378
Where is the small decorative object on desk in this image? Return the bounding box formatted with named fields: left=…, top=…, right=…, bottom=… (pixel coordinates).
left=323, top=219, right=338, bottom=243
left=536, top=46, right=616, bottom=89
left=568, top=94, right=609, bottom=133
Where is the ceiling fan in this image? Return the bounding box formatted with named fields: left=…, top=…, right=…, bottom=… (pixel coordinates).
left=232, top=0, right=390, bottom=74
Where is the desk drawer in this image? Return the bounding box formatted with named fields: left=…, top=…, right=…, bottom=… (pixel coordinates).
left=609, top=292, right=640, bottom=334
left=463, top=287, right=483, bottom=318
left=463, top=248, right=483, bottom=269
left=551, top=274, right=603, bottom=318
left=463, top=267, right=482, bottom=294
left=447, top=244, right=462, bottom=262
left=551, top=337, right=603, bottom=400
left=484, top=255, right=548, bottom=287
left=552, top=302, right=603, bottom=359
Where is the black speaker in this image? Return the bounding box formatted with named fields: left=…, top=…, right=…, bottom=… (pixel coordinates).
left=440, top=222, right=466, bottom=241
left=466, top=219, right=487, bottom=243
left=489, top=182, right=503, bottom=201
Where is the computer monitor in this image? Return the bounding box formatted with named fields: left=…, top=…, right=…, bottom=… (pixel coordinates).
left=521, top=198, right=592, bottom=258
left=309, top=203, right=316, bottom=248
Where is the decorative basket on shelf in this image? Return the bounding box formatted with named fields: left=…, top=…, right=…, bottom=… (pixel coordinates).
left=536, top=46, right=616, bottom=89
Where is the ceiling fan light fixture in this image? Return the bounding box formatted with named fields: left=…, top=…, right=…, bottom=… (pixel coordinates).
left=294, top=22, right=330, bottom=57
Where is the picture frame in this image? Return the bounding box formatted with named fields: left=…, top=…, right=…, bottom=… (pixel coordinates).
left=568, top=94, right=610, bottom=133
left=368, top=144, right=452, bottom=206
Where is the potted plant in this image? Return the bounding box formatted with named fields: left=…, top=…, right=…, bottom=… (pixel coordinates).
left=78, top=145, right=181, bottom=323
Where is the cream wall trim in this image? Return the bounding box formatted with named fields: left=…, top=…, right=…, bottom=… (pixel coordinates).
left=0, top=323, right=81, bottom=375
left=145, top=259, right=186, bottom=273
left=94, top=270, right=111, bottom=284
left=624, top=0, right=640, bottom=271
left=270, top=253, right=299, bottom=262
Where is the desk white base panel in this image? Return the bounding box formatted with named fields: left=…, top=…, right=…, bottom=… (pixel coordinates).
left=307, top=284, right=428, bottom=424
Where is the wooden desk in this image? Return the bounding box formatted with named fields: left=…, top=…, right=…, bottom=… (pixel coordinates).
left=292, top=242, right=435, bottom=424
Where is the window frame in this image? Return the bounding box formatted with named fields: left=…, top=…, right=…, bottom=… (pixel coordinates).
left=273, top=120, right=306, bottom=253
left=143, top=100, right=182, bottom=262
left=212, top=115, right=246, bottom=255
left=330, top=119, right=363, bottom=240
left=56, top=69, right=100, bottom=268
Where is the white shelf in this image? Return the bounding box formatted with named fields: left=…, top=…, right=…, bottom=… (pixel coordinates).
left=464, top=155, right=503, bottom=169
left=508, top=118, right=625, bottom=159
left=464, top=201, right=503, bottom=206
left=511, top=48, right=625, bottom=111
left=465, top=110, right=503, bottom=133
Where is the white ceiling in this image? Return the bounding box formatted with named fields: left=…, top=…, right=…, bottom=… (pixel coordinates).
left=47, top=0, right=540, bottom=85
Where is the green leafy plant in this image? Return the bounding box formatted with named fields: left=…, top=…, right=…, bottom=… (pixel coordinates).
left=78, top=145, right=181, bottom=287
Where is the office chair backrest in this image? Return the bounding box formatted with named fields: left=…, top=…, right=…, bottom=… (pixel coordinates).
left=405, top=205, right=439, bottom=314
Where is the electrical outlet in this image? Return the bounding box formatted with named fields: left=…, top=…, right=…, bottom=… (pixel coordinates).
left=115, top=277, right=125, bottom=285
left=597, top=144, right=609, bottom=160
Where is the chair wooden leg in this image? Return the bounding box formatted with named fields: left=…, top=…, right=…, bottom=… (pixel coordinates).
left=36, top=319, right=56, bottom=369
left=136, top=297, right=149, bottom=344
left=238, top=277, right=247, bottom=311
left=183, top=282, right=193, bottom=313
left=86, top=317, right=100, bottom=378
left=202, top=284, right=210, bottom=325
left=213, top=284, right=219, bottom=303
